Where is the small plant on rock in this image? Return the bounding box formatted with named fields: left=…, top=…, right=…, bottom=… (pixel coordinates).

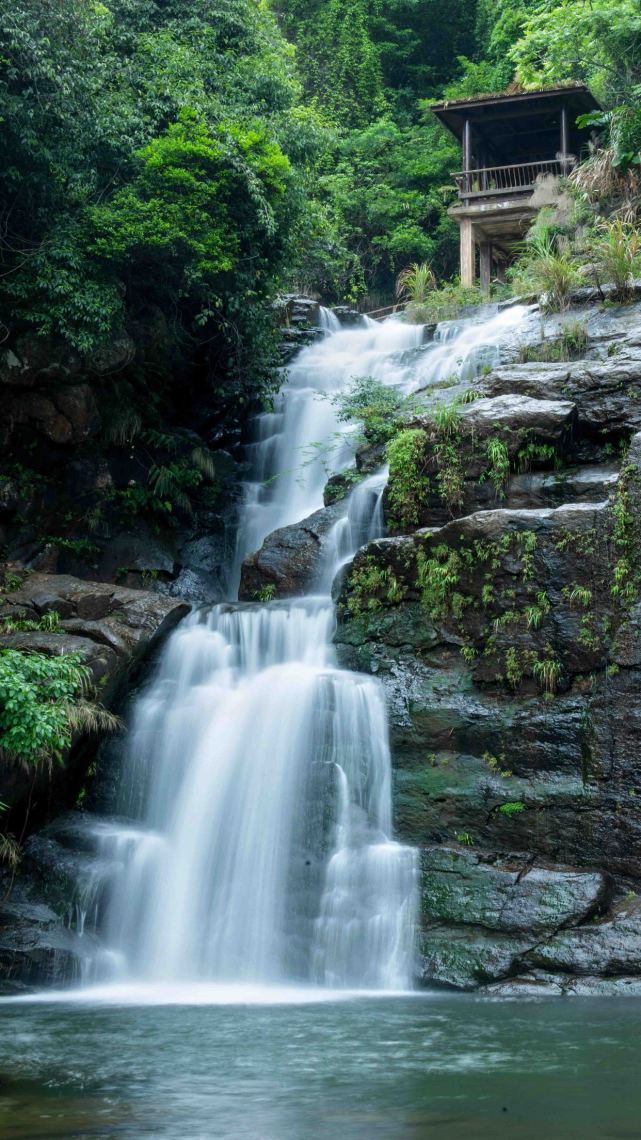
left=484, top=436, right=510, bottom=498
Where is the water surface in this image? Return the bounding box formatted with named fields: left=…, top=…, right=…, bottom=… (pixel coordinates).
left=1, top=993, right=640, bottom=1139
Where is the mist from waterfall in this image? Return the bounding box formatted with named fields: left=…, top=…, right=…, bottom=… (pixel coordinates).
left=84, top=304, right=529, bottom=997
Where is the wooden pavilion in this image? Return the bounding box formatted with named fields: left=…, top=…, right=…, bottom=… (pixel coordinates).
left=431, top=85, right=601, bottom=290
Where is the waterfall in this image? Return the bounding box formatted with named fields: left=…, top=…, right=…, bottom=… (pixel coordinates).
left=89, top=305, right=529, bottom=995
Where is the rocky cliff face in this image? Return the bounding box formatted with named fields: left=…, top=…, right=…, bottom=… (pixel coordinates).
left=334, top=307, right=641, bottom=994
left=0, top=572, right=189, bottom=993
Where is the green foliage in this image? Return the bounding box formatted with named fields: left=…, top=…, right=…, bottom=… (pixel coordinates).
left=510, top=0, right=641, bottom=106
left=312, top=114, right=460, bottom=299
left=532, top=654, right=562, bottom=695
left=483, top=751, right=513, bottom=778
left=402, top=281, right=487, bottom=324
left=0, top=0, right=315, bottom=394
left=510, top=231, right=580, bottom=312
left=517, top=323, right=588, bottom=364
left=332, top=376, right=409, bottom=444
left=611, top=459, right=641, bottom=606
left=346, top=555, right=406, bottom=617
left=416, top=543, right=465, bottom=620
left=454, top=831, right=475, bottom=846
left=386, top=429, right=432, bottom=528
left=0, top=650, right=118, bottom=767
left=396, top=262, right=436, bottom=304
left=0, top=611, right=61, bottom=635
left=0, top=571, right=26, bottom=595
left=253, top=584, right=277, bottom=602
left=517, top=442, right=557, bottom=472
left=430, top=404, right=465, bottom=513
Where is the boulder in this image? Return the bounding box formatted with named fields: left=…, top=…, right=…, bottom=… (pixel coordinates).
left=422, top=846, right=609, bottom=934
left=479, top=351, right=641, bottom=437
left=419, top=845, right=610, bottom=990
left=0, top=572, right=190, bottom=823
left=239, top=501, right=345, bottom=599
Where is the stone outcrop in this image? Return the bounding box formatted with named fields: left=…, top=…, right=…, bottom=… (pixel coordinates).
left=336, top=308, right=641, bottom=991
left=419, top=845, right=610, bottom=989
left=478, top=350, right=641, bottom=436
left=0, top=574, right=190, bottom=992
left=0, top=572, right=189, bottom=823
left=239, top=501, right=345, bottom=599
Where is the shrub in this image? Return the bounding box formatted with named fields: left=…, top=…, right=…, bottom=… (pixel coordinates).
left=332, top=376, right=409, bottom=445
left=0, top=650, right=121, bottom=768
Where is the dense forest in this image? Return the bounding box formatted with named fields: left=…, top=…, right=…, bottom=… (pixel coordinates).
left=2, top=0, right=640, bottom=389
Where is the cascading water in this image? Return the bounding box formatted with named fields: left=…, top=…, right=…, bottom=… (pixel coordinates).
left=86, top=303, right=530, bottom=995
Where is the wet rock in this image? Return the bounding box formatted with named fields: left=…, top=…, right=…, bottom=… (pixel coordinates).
left=0, top=573, right=190, bottom=823
left=479, top=351, right=641, bottom=437
left=390, top=395, right=577, bottom=529
left=331, top=306, right=363, bottom=327
left=420, top=927, right=536, bottom=989
left=95, top=528, right=178, bottom=588
left=239, top=502, right=345, bottom=599
left=506, top=464, right=618, bottom=510
left=422, top=846, right=610, bottom=934
left=457, top=393, right=576, bottom=443
left=524, top=897, right=641, bottom=976
left=484, top=972, right=565, bottom=997
left=419, top=845, right=611, bottom=990
left=336, top=465, right=641, bottom=943
left=0, top=894, right=94, bottom=994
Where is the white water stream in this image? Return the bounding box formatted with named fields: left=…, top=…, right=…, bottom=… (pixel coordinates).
left=84, top=304, right=528, bottom=995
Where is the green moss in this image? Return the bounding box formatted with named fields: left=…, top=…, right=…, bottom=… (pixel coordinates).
left=497, top=800, right=526, bottom=816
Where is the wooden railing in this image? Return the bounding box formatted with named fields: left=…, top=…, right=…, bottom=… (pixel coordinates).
left=362, top=302, right=406, bottom=321
left=453, top=158, right=573, bottom=199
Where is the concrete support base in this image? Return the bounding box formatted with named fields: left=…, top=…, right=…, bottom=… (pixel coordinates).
left=460, top=218, right=475, bottom=289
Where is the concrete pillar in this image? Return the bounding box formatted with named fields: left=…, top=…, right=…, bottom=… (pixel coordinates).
left=460, top=218, right=475, bottom=289
left=560, top=105, right=570, bottom=174
left=463, top=119, right=472, bottom=196
left=479, top=240, right=492, bottom=294
left=495, top=260, right=507, bottom=285
left=560, top=105, right=569, bottom=156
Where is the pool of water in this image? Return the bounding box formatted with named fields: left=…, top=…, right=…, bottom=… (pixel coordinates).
left=1, top=991, right=640, bottom=1139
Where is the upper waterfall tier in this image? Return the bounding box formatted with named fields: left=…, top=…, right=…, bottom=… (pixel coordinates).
left=233, top=305, right=530, bottom=586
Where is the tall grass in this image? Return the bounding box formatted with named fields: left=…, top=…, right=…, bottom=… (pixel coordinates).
left=395, top=262, right=436, bottom=305
left=510, top=232, right=579, bottom=312
left=594, top=218, right=641, bottom=299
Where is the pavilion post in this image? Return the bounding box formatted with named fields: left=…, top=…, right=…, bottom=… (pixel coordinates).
left=560, top=105, right=570, bottom=173
left=460, top=217, right=475, bottom=288
left=463, top=119, right=472, bottom=196
left=479, top=240, right=492, bottom=294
